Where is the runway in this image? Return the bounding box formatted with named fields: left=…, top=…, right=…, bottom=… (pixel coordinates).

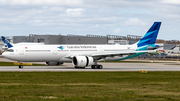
left=0, top=63, right=180, bottom=71
left=1, top=57, right=180, bottom=71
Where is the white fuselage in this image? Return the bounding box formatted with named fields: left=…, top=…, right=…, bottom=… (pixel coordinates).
left=2, top=44, right=137, bottom=62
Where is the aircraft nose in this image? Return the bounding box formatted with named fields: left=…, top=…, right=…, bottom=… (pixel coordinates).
left=2, top=52, right=7, bottom=58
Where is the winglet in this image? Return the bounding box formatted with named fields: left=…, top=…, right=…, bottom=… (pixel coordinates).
left=1, top=36, right=13, bottom=48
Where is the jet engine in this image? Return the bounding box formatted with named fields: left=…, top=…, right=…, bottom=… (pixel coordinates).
left=72, top=56, right=94, bottom=67
left=46, top=62, right=63, bottom=66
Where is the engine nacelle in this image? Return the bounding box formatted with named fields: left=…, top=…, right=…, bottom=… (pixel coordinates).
left=46, top=62, right=63, bottom=66
left=72, top=56, right=94, bottom=67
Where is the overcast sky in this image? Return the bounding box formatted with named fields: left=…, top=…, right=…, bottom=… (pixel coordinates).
left=0, top=0, right=180, bottom=40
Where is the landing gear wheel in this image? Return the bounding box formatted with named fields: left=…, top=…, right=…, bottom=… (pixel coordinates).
left=19, top=65, right=23, bottom=69
left=94, top=65, right=97, bottom=69
left=91, top=65, right=103, bottom=69
left=98, top=65, right=103, bottom=69
left=91, top=65, right=95, bottom=69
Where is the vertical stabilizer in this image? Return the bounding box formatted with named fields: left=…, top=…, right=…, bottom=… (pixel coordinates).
left=137, top=22, right=161, bottom=47
left=1, top=36, right=13, bottom=48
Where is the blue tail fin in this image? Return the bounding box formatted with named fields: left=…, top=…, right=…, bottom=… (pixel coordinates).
left=1, top=36, right=13, bottom=48
left=137, top=22, right=161, bottom=48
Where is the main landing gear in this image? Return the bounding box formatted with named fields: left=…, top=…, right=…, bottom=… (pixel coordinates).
left=91, top=60, right=103, bottom=69
left=74, top=65, right=103, bottom=69
left=91, top=65, right=103, bottom=69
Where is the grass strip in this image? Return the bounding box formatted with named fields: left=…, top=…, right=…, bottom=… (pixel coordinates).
left=0, top=72, right=180, bottom=100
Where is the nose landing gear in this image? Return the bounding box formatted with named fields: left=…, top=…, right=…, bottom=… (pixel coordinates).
left=18, top=61, right=23, bottom=69
left=19, top=65, right=23, bottom=69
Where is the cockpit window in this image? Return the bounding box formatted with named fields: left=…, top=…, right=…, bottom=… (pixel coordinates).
left=6, top=49, right=14, bottom=52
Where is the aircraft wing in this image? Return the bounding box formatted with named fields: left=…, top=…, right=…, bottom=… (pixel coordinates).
left=67, top=50, right=156, bottom=59
left=90, top=50, right=156, bottom=57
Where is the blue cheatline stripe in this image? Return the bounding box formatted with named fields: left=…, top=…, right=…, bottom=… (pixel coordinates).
left=138, top=38, right=151, bottom=45
left=115, top=52, right=147, bottom=61
left=140, top=31, right=156, bottom=41
left=143, top=30, right=156, bottom=38
left=136, top=45, right=148, bottom=51
left=136, top=44, right=158, bottom=51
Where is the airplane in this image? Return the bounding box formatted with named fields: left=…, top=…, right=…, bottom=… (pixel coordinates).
left=2, top=22, right=161, bottom=69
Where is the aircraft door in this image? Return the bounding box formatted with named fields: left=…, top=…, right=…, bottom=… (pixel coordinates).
left=53, top=48, right=57, bottom=55
left=19, top=47, right=24, bottom=55
left=98, top=47, right=104, bottom=53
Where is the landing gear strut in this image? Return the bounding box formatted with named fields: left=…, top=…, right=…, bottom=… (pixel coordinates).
left=91, top=60, right=103, bottom=69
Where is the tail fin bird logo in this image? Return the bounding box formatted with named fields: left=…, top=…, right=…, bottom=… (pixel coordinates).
left=58, top=46, right=64, bottom=50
